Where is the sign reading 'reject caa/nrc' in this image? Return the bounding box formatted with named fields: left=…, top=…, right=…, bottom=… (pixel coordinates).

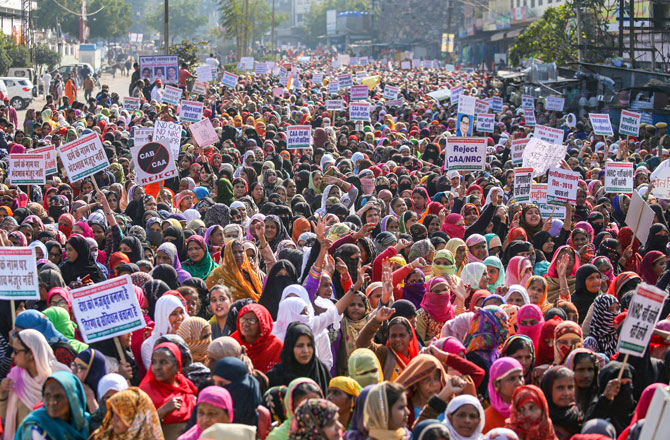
left=58, top=133, right=110, bottom=183
left=131, top=139, right=177, bottom=185
left=287, top=125, right=312, bottom=149
left=445, top=137, right=487, bottom=171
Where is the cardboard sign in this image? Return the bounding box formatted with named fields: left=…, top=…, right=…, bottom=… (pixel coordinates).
left=474, top=99, right=490, bottom=114
left=71, top=275, right=146, bottom=343
left=272, top=87, right=284, bottom=97
left=132, top=140, right=177, bottom=185
left=349, top=102, right=370, bottom=121
left=476, top=113, right=495, bottom=133
left=386, top=99, right=404, bottom=107
left=238, top=57, right=254, bottom=70
left=31, top=145, right=57, bottom=175
left=326, top=100, right=344, bottom=111
left=134, top=128, right=153, bottom=148
left=383, top=85, right=399, bottom=100
left=350, top=85, right=368, bottom=101
left=162, top=85, right=182, bottom=106
left=287, top=125, right=312, bottom=149
left=617, top=283, right=667, bottom=356
left=638, top=385, right=670, bottom=440
left=626, top=190, right=655, bottom=243
left=139, top=55, right=179, bottom=84
left=620, top=110, right=641, bottom=137
left=9, top=153, right=46, bottom=185
left=486, top=97, right=503, bottom=113
left=522, top=94, right=535, bottom=108
left=534, top=125, right=565, bottom=145
left=355, top=71, right=368, bottom=80
left=445, top=137, right=487, bottom=171
left=529, top=183, right=566, bottom=219
left=589, top=113, right=614, bottom=136
left=450, top=85, right=463, bottom=104
left=547, top=168, right=580, bottom=206
left=189, top=118, right=219, bottom=147
left=312, top=73, right=324, bottom=84
left=604, top=162, right=634, bottom=193
left=221, top=72, right=238, bottom=88
left=401, top=61, right=411, bottom=70
left=195, top=65, right=213, bottom=82
left=338, top=73, right=353, bottom=89
left=545, top=96, right=565, bottom=112
left=179, top=100, right=204, bottom=123
left=522, top=137, right=568, bottom=177
left=58, top=133, right=109, bottom=183
left=123, top=97, right=140, bottom=111
left=254, top=62, right=268, bottom=75
left=191, top=82, right=207, bottom=96
left=458, top=95, right=476, bottom=115
left=511, top=138, right=529, bottom=166
left=651, top=159, right=670, bottom=199
left=523, top=108, right=536, bottom=126
left=513, top=167, right=534, bottom=202
left=0, top=247, right=38, bottom=299
left=359, top=56, right=369, bottom=66
left=153, top=121, right=182, bottom=157
left=328, top=80, right=339, bottom=95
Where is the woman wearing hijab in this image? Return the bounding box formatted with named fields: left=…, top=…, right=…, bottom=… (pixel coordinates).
left=264, top=214, right=291, bottom=252
left=483, top=357, right=524, bottom=432
left=289, top=398, right=341, bottom=440
left=564, top=348, right=600, bottom=414
left=444, top=394, right=485, bottom=440
left=43, top=306, right=89, bottom=353
left=394, top=354, right=448, bottom=426
left=584, top=294, right=621, bottom=357
left=639, top=223, right=669, bottom=257
left=540, top=366, right=583, bottom=439
left=416, top=277, right=455, bottom=342
left=206, top=239, right=263, bottom=301
left=505, top=256, right=533, bottom=287
left=347, top=349, right=383, bottom=388
left=505, top=385, right=557, bottom=440
left=337, top=291, right=371, bottom=376
left=91, top=387, right=163, bottom=440
left=571, top=264, right=603, bottom=324
left=177, top=386, right=234, bottom=440
left=544, top=246, right=580, bottom=305
left=176, top=316, right=211, bottom=365
left=501, top=334, right=535, bottom=383
left=639, top=250, right=666, bottom=285
left=211, top=357, right=262, bottom=427
left=164, top=226, right=188, bottom=262
left=14, top=310, right=77, bottom=366
left=61, top=235, right=105, bottom=286
left=182, top=235, right=218, bottom=280
left=516, top=304, right=544, bottom=350
left=483, top=256, right=505, bottom=294
left=230, top=303, right=283, bottom=373
left=119, top=236, right=144, bottom=263
left=15, top=371, right=90, bottom=440
left=140, top=295, right=188, bottom=370
left=363, top=381, right=409, bottom=440
left=586, top=361, right=635, bottom=435
left=0, top=329, right=70, bottom=439
left=156, top=243, right=192, bottom=284
left=72, top=348, right=107, bottom=413
left=139, top=342, right=197, bottom=440
left=441, top=213, right=466, bottom=239
left=553, top=321, right=583, bottom=365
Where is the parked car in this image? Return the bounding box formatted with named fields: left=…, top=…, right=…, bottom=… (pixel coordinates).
left=57, top=63, right=96, bottom=79
left=0, top=77, right=33, bottom=110
left=7, top=68, right=39, bottom=96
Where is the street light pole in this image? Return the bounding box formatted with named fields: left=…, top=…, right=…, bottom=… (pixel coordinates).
left=164, top=0, right=169, bottom=54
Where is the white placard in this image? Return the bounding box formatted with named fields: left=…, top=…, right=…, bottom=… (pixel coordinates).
left=162, top=85, right=182, bottom=106
left=487, top=97, right=503, bottom=113
left=604, top=162, right=633, bottom=193
left=9, top=153, right=46, bottom=185
left=545, top=96, right=565, bottom=112
left=196, top=65, right=213, bottom=82
left=349, top=102, right=370, bottom=121
left=523, top=108, right=536, bottom=126
left=179, top=100, right=204, bottom=123
left=131, top=139, right=178, bottom=186
left=189, top=118, right=219, bottom=147
left=58, top=133, right=110, bottom=183
left=71, top=275, right=146, bottom=343
left=287, top=125, right=312, bottom=149
left=338, top=73, right=353, bottom=89
left=547, top=167, right=580, bottom=206
left=383, top=85, right=399, bottom=100
left=474, top=99, right=490, bottom=114
left=617, top=283, right=667, bottom=356
left=529, top=183, right=566, bottom=219
left=326, top=100, right=344, bottom=111
left=254, top=62, right=268, bottom=75
left=620, top=110, right=641, bottom=137
left=191, top=82, right=207, bottom=96
left=328, top=80, right=339, bottom=95
left=134, top=128, right=153, bottom=147
left=445, top=137, right=487, bottom=171
left=589, top=113, right=614, bottom=136
left=534, top=125, right=565, bottom=145
left=458, top=95, right=476, bottom=115
left=522, top=94, right=535, bottom=108
left=350, top=85, right=368, bottom=101
left=626, top=190, right=655, bottom=243
left=221, top=72, right=239, bottom=88
left=476, top=113, right=495, bottom=133
left=450, top=85, right=463, bottom=104
left=522, top=137, right=568, bottom=177
left=312, top=73, right=324, bottom=84
left=239, top=57, right=254, bottom=70
left=123, top=97, right=140, bottom=111
left=153, top=121, right=182, bottom=157
left=513, top=167, right=534, bottom=202
left=0, top=247, right=38, bottom=299
left=31, top=145, right=57, bottom=175
left=511, top=138, right=528, bottom=166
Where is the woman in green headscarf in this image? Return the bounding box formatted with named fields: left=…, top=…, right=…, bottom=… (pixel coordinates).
left=430, top=249, right=458, bottom=279
left=182, top=235, right=218, bottom=279
left=43, top=306, right=89, bottom=353
left=347, top=348, right=383, bottom=388
left=109, top=163, right=126, bottom=185
left=66, top=128, right=78, bottom=143
left=266, top=378, right=323, bottom=440
left=483, top=255, right=506, bottom=294
left=216, top=178, right=235, bottom=205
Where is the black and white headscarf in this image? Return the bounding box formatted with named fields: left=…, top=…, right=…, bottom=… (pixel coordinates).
left=587, top=294, right=620, bottom=357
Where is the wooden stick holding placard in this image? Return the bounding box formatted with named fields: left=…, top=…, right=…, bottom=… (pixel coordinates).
left=617, top=353, right=630, bottom=380
left=113, top=337, right=127, bottom=363
left=10, top=300, right=15, bottom=327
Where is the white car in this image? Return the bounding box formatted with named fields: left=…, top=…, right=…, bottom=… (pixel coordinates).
left=0, top=77, right=33, bottom=110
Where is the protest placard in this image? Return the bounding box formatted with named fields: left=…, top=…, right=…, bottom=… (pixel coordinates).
left=58, top=133, right=109, bottom=183
left=326, top=100, right=344, bottom=111
left=547, top=168, right=580, bottom=206
left=221, top=72, right=239, bottom=88
left=386, top=99, right=404, bottom=107
left=534, top=125, right=565, bottom=145
left=359, top=56, right=369, bottom=66
left=139, top=55, right=179, bottom=84
left=523, top=108, right=536, bottom=126
left=255, top=62, right=268, bottom=75
left=287, top=125, right=312, bottom=149
left=589, top=113, right=614, bottom=136
left=626, top=190, right=655, bottom=243
left=619, top=110, right=641, bottom=137
left=338, top=73, right=353, bottom=89
left=189, top=118, right=219, bottom=147
left=522, top=137, right=568, bottom=177
left=476, top=113, right=495, bottom=133
left=71, top=275, right=146, bottom=344
left=153, top=121, right=182, bottom=157
left=545, top=96, right=565, bottom=112
left=450, top=85, right=463, bottom=105
left=179, top=100, right=204, bottom=123
left=522, top=94, right=535, bottom=108
left=273, top=87, right=284, bottom=97
left=239, top=57, right=254, bottom=70
left=328, top=80, right=339, bottom=95
left=195, top=65, right=213, bottom=82
left=123, top=97, right=140, bottom=111
left=638, top=385, right=670, bottom=440
left=161, top=85, right=182, bottom=106
left=384, top=85, right=399, bottom=100
left=474, top=99, right=490, bottom=114
left=355, top=71, right=368, bottom=80
left=400, top=61, right=411, bottom=70
left=133, top=127, right=152, bottom=148
left=457, top=95, right=476, bottom=115
left=349, top=102, right=370, bottom=121
left=617, top=283, right=667, bottom=356
left=486, top=97, right=503, bottom=113
left=31, top=145, right=57, bottom=175
left=349, top=57, right=359, bottom=66
left=604, top=162, right=634, bottom=193
left=350, top=85, right=368, bottom=101
left=312, top=73, right=324, bottom=84
left=445, top=137, right=487, bottom=171
left=529, top=183, right=566, bottom=219
left=513, top=167, right=534, bottom=202
left=427, top=89, right=450, bottom=104
left=9, top=153, right=46, bottom=185
left=191, top=82, right=207, bottom=96
left=456, top=113, right=474, bottom=136
left=0, top=247, right=38, bottom=300
left=511, top=138, right=529, bottom=166
left=131, top=140, right=177, bottom=185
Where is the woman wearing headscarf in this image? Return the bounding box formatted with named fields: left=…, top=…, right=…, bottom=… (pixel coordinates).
left=71, top=348, right=107, bottom=412
left=446, top=238, right=467, bottom=276
left=584, top=294, right=621, bottom=357
left=394, top=354, right=448, bottom=426
left=553, top=321, right=583, bottom=365
left=119, top=236, right=144, bottom=263
left=505, top=385, right=557, bottom=440
left=156, top=243, right=192, bottom=284
left=15, top=371, right=90, bottom=440
left=347, top=348, right=383, bottom=388
left=416, top=277, right=455, bottom=342
left=182, top=235, right=218, bottom=280
left=505, top=256, right=533, bottom=287
left=544, top=246, right=580, bottom=305
left=139, top=342, right=197, bottom=440
left=14, top=310, right=77, bottom=366
left=0, top=329, right=70, bottom=440
left=444, top=394, right=485, bottom=440
left=564, top=348, right=600, bottom=414
left=525, top=276, right=551, bottom=313
left=540, top=366, right=583, bottom=439
left=639, top=223, right=669, bottom=257
left=639, top=250, right=666, bottom=285
left=43, top=306, right=89, bottom=353
left=618, top=226, right=642, bottom=272
left=263, top=214, right=291, bottom=252
left=140, top=295, right=188, bottom=370
left=266, top=378, right=324, bottom=440
left=176, top=316, right=211, bottom=364
left=289, top=398, right=341, bottom=440
left=483, top=357, right=524, bottom=433
left=177, top=386, right=234, bottom=440
left=363, top=381, right=409, bottom=440
left=441, top=213, right=466, bottom=239
left=501, top=334, right=535, bottom=383
left=211, top=357, right=262, bottom=427
left=337, top=291, right=371, bottom=376
left=206, top=239, right=262, bottom=301
left=483, top=256, right=505, bottom=294
left=585, top=361, right=635, bottom=435
left=570, top=264, right=602, bottom=325
left=61, top=235, right=105, bottom=286
left=91, top=387, right=163, bottom=440
left=230, top=303, right=283, bottom=373
left=164, top=226, right=188, bottom=262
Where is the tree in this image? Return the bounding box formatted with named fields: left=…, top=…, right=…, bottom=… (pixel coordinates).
left=34, top=0, right=133, bottom=40
left=145, top=0, right=207, bottom=44
left=0, top=35, right=30, bottom=74
left=303, top=0, right=371, bottom=42
left=34, top=44, right=62, bottom=73
left=218, top=0, right=274, bottom=58
left=169, top=40, right=208, bottom=70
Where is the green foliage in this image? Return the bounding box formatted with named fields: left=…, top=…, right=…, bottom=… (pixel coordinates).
left=34, top=0, right=133, bottom=40
left=168, top=40, right=208, bottom=70
left=34, top=44, right=62, bottom=71
left=145, top=0, right=207, bottom=44
left=218, top=0, right=275, bottom=58
left=0, top=35, right=30, bottom=75
left=510, top=5, right=577, bottom=66
left=303, top=0, right=371, bottom=42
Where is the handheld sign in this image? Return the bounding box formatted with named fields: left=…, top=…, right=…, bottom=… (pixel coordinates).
left=326, top=100, right=344, bottom=111
left=486, top=97, right=503, bottom=113
left=0, top=247, right=39, bottom=300
left=544, top=96, right=565, bottom=112
left=589, top=113, right=614, bottom=136
left=523, top=108, right=536, bottom=126
left=338, top=73, right=353, bottom=89
left=604, top=162, right=633, bottom=193
left=476, top=113, right=495, bottom=133
left=617, top=283, right=667, bottom=356
left=254, top=62, right=267, bottom=75
left=350, top=85, right=368, bottom=101
left=179, top=100, right=204, bottom=123
left=71, top=275, right=146, bottom=344
left=9, top=153, right=46, bottom=185
left=547, top=168, right=580, bottom=206
left=287, top=125, right=312, bottom=149
left=189, top=118, right=219, bottom=147
left=534, top=125, right=565, bottom=145
left=625, top=190, right=655, bottom=243
left=513, top=168, right=534, bottom=202
left=450, top=85, right=463, bottom=104
left=522, top=94, right=534, bottom=108
left=383, top=85, right=399, bottom=100
left=31, top=145, right=58, bottom=175
left=191, top=82, right=207, bottom=96
left=457, top=95, right=476, bottom=115
left=445, top=137, right=487, bottom=171
left=132, top=139, right=177, bottom=185
left=162, top=85, right=182, bottom=106
left=134, top=128, right=153, bottom=147
left=474, top=99, right=490, bottom=114
left=328, top=80, right=339, bottom=95
left=58, top=133, right=110, bottom=183
left=221, top=72, right=238, bottom=89
left=522, top=137, right=568, bottom=178
left=511, top=138, right=529, bottom=166
left=123, top=97, right=140, bottom=111
left=349, top=102, right=370, bottom=121
left=619, top=110, right=641, bottom=137
left=312, top=73, right=324, bottom=84
left=530, top=183, right=567, bottom=219
left=153, top=121, right=181, bottom=157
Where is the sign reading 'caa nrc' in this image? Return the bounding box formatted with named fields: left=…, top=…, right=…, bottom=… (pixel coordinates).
left=604, top=162, right=633, bottom=193
left=132, top=140, right=177, bottom=185
left=58, top=133, right=110, bottom=183
left=620, top=110, right=641, bottom=137
left=349, top=102, right=370, bottom=121
left=534, top=125, right=565, bottom=144
left=445, top=137, right=487, bottom=171
left=153, top=121, right=182, bottom=157
left=287, top=125, right=312, bottom=149
left=71, top=275, right=146, bottom=343
left=589, top=113, right=614, bottom=136
left=9, top=153, right=46, bottom=185
left=476, top=113, right=495, bottom=133
left=617, top=283, right=667, bottom=356
left=547, top=167, right=580, bottom=206
left=0, top=247, right=38, bottom=300
left=522, top=137, right=568, bottom=177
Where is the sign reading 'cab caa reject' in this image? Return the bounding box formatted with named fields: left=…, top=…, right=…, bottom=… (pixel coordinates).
left=131, top=139, right=177, bottom=185
left=445, top=137, right=487, bottom=171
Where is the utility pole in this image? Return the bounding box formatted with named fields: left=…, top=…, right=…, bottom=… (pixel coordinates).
left=272, top=0, right=275, bottom=53
left=79, top=0, right=86, bottom=42
left=164, top=0, right=169, bottom=54
left=629, top=0, right=635, bottom=68
left=618, top=0, right=624, bottom=57
left=575, top=0, right=584, bottom=62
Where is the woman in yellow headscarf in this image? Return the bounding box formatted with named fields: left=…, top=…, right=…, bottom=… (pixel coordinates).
left=206, top=239, right=262, bottom=301
left=92, top=387, right=163, bottom=440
